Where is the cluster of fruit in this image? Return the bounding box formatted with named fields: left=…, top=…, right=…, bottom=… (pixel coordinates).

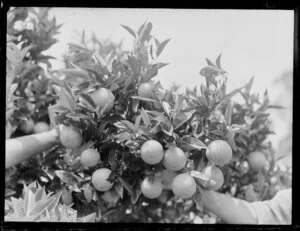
left=19, top=119, right=50, bottom=135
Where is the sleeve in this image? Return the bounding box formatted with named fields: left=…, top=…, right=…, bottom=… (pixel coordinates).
left=250, top=188, right=292, bottom=224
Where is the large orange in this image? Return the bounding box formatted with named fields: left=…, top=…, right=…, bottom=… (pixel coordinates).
left=91, top=87, right=115, bottom=113
left=91, top=168, right=114, bottom=192
left=206, top=140, right=232, bottom=166
left=33, top=121, right=49, bottom=133
left=247, top=151, right=267, bottom=172
left=141, top=177, right=163, bottom=199
left=80, top=148, right=100, bottom=167
left=20, top=118, right=35, bottom=134
left=138, top=82, right=155, bottom=99
left=163, top=147, right=187, bottom=171
left=59, top=125, right=83, bottom=149
left=201, top=165, right=224, bottom=190
left=171, top=173, right=196, bottom=198
left=140, top=140, right=164, bottom=165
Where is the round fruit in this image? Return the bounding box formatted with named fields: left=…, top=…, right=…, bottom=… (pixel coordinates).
left=206, top=140, right=232, bottom=166
left=140, top=140, right=164, bottom=165
left=61, top=189, right=73, bottom=205
left=163, top=147, right=187, bottom=171
left=172, top=173, right=196, bottom=198
left=160, top=169, right=177, bottom=190
left=247, top=151, right=267, bottom=172
left=101, top=191, right=115, bottom=203
left=141, top=177, right=163, bottom=199
left=92, top=168, right=114, bottom=192
left=59, top=125, right=83, bottom=149
left=80, top=149, right=100, bottom=167
left=138, top=82, right=155, bottom=99
left=91, top=88, right=115, bottom=113
left=33, top=121, right=49, bottom=133
left=201, top=165, right=224, bottom=191
left=20, top=118, right=34, bottom=134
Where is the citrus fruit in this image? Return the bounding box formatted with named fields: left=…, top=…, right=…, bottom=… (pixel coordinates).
left=201, top=165, right=224, bottom=190
left=140, top=140, right=164, bottom=165
left=59, top=125, right=83, bottom=149
left=91, top=87, right=115, bottom=113
left=61, top=189, right=73, bottom=205
left=171, top=173, right=196, bottom=198
left=33, top=121, right=49, bottom=133
left=138, top=82, right=155, bottom=99
left=92, top=168, right=114, bottom=192
left=163, top=147, right=187, bottom=171
left=101, top=191, right=116, bottom=203
left=206, top=140, right=232, bottom=166
left=20, top=118, right=34, bottom=134
left=160, top=169, right=177, bottom=190
left=247, top=151, right=267, bottom=172
left=80, top=148, right=100, bottom=167
left=141, top=177, right=163, bottom=199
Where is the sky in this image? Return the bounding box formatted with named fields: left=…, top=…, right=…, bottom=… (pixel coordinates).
left=45, top=8, right=293, bottom=167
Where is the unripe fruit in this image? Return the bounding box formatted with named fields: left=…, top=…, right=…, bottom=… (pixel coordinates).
left=20, top=119, right=34, bottom=134
left=138, top=82, right=155, bottom=99
left=80, top=149, right=100, bottom=167
left=59, top=125, right=83, bottom=149
left=61, top=189, right=73, bottom=205
left=33, top=121, right=49, bottom=133
left=101, top=191, right=115, bottom=203
left=140, top=140, right=164, bottom=165
left=201, top=165, right=224, bottom=191
left=160, top=169, right=177, bottom=190
left=172, top=173, right=196, bottom=199
left=247, top=151, right=267, bottom=172
left=206, top=140, right=232, bottom=166
left=163, top=147, right=187, bottom=171
left=91, top=88, right=115, bottom=113
left=141, top=177, right=163, bottom=199
left=92, top=168, right=114, bottom=192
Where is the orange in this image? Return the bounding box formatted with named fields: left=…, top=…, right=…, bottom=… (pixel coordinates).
left=33, top=121, right=49, bottom=133
left=138, top=82, right=155, bottom=99
left=59, top=125, right=83, bottom=149
left=160, top=169, right=177, bottom=190
left=20, top=118, right=34, bottom=134
left=91, top=168, right=114, bottom=192
left=201, top=165, right=224, bottom=190
left=163, top=147, right=187, bottom=171
left=172, top=173, right=196, bottom=198
left=141, top=177, right=163, bottom=199
left=91, top=87, right=115, bottom=113
left=140, top=140, right=164, bottom=165
left=80, top=148, right=100, bottom=167
left=101, top=191, right=116, bottom=203
left=206, top=140, right=232, bottom=166
left=247, top=151, right=267, bottom=172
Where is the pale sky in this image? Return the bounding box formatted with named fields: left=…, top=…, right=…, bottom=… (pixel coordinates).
left=45, top=8, right=293, bottom=166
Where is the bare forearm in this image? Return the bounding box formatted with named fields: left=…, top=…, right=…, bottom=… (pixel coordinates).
left=5, top=129, right=59, bottom=168
left=200, top=188, right=258, bottom=224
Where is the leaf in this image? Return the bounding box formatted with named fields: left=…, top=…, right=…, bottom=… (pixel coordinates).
left=55, top=170, right=79, bottom=186
left=156, top=39, right=171, bottom=57
left=79, top=93, right=96, bottom=108
left=230, top=124, right=248, bottom=133
left=66, top=112, right=90, bottom=121
left=128, top=56, right=141, bottom=80
left=225, top=129, right=237, bottom=152
left=81, top=213, right=96, bottom=222
left=121, top=25, right=136, bottom=38
left=131, top=96, right=159, bottom=103
left=140, top=108, right=151, bottom=125
left=83, top=184, right=93, bottom=203
left=245, top=76, right=255, bottom=94
left=266, top=105, right=286, bottom=110
left=224, top=101, right=232, bottom=126
left=134, top=115, right=142, bottom=128
left=216, top=53, right=222, bottom=69
left=193, top=190, right=204, bottom=212
left=190, top=171, right=216, bottom=186
left=161, top=101, right=171, bottom=117
left=205, top=58, right=215, bottom=67
left=58, top=87, right=75, bottom=110
left=118, top=178, right=134, bottom=195
left=131, top=189, right=142, bottom=204
left=143, top=66, right=158, bottom=82
left=139, top=22, right=152, bottom=43
left=60, top=68, right=90, bottom=80
left=114, top=183, right=124, bottom=199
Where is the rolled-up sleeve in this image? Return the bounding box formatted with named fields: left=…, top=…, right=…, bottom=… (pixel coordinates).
left=250, top=188, right=292, bottom=224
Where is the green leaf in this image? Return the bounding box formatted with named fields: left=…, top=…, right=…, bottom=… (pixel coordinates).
left=121, top=25, right=136, bottom=38
left=225, top=129, right=237, bottom=152
left=128, top=56, right=141, bottom=80
left=66, top=112, right=90, bottom=121
left=59, top=68, right=90, bottom=80
left=83, top=184, right=93, bottom=203
left=58, top=87, right=75, bottom=110
left=131, top=189, right=142, bottom=204
left=155, top=62, right=169, bottom=69
left=216, top=53, right=222, bottom=69
left=141, top=108, right=151, bottom=126
left=224, top=101, right=232, bottom=126
left=143, top=66, right=158, bottom=82
left=81, top=213, right=96, bottom=222
left=131, top=96, right=159, bottom=103
left=55, top=170, right=79, bottom=186
left=118, top=178, right=134, bottom=195
left=114, top=183, right=124, bottom=199
left=79, top=93, right=96, bottom=108
left=193, top=190, right=204, bottom=212
left=139, top=22, right=152, bottom=43
left=156, top=39, right=171, bottom=57
left=205, top=58, right=215, bottom=67
left=161, top=101, right=171, bottom=117
left=265, top=105, right=286, bottom=110
left=191, top=171, right=216, bottom=185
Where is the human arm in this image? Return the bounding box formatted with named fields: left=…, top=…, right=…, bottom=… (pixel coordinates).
left=5, top=128, right=60, bottom=169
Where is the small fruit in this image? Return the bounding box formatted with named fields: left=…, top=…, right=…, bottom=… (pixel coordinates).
left=160, top=169, right=177, bottom=190
left=172, top=173, right=196, bottom=198
left=138, top=82, right=155, bottom=98
left=59, top=125, right=83, bottom=149
left=141, top=177, right=163, bottom=199
left=101, top=191, right=116, bottom=203
left=206, top=140, right=232, bottom=166
left=92, top=168, right=114, bottom=192
left=140, top=140, right=164, bottom=165
left=61, top=189, right=73, bottom=205
left=20, top=118, right=34, bottom=134
left=80, top=149, right=100, bottom=167
left=163, top=147, right=187, bottom=171
left=91, top=87, right=115, bottom=113
left=247, top=151, right=267, bottom=172
left=33, top=121, right=49, bottom=133
left=201, top=165, right=224, bottom=190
